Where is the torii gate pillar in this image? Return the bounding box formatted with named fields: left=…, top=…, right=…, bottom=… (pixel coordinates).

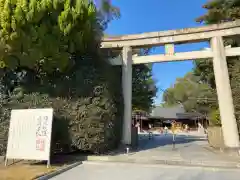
left=121, top=46, right=133, bottom=145
left=211, top=36, right=239, bottom=148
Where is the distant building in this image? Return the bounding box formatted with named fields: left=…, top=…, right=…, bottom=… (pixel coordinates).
left=133, top=106, right=208, bottom=131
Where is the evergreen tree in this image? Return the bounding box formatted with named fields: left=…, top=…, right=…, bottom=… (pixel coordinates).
left=0, top=0, right=118, bottom=71
left=132, top=64, right=157, bottom=112
left=194, top=0, right=240, bottom=127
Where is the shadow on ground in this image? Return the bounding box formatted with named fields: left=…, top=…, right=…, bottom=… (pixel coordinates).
left=101, top=133, right=207, bottom=156
left=0, top=133, right=207, bottom=166
left=1, top=154, right=87, bottom=167
left=137, top=134, right=206, bottom=151
left=26, top=154, right=87, bottom=167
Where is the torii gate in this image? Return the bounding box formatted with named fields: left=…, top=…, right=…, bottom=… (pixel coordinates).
left=101, top=20, right=240, bottom=149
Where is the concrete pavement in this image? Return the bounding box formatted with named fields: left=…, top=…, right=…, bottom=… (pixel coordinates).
left=50, top=162, right=240, bottom=180
left=46, top=132, right=240, bottom=179
left=131, top=132, right=239, bottom=163
left=80, top=132, right=240, bottom=168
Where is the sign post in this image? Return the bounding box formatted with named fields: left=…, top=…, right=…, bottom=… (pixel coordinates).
left=5, top=108, right=53, bottom=168
left=171, top=121, right=177, bottom=150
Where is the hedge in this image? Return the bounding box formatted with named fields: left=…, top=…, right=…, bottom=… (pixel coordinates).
left=0, top=58, right=123, bottom=155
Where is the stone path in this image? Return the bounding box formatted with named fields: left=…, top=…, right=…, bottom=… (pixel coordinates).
left=50, top=162, right=240, bottom=180
left=117, top=132, right=240, bottom=165
left=49, top=131, right=240, bottom=179
left=77, top=132, right=240, bottom=168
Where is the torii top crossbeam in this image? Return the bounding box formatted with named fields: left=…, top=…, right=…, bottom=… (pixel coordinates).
left=101, top=20, right=240, bottom=49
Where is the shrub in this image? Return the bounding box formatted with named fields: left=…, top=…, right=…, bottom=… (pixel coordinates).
left=0, top=62, right=123, bottom=155
left=209, top=109, right=221, bottom=126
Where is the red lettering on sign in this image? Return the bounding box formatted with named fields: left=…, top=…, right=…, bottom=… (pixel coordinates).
left=36, top=138, right=45, bottom=151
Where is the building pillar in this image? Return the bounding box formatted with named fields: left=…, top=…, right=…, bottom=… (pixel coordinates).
left=122, top=46, right=132, bottom=145
left=211, top=36, right=239, bottom=148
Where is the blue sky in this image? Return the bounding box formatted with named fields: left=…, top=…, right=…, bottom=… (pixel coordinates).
left=105, top=0, right=209, bottom=104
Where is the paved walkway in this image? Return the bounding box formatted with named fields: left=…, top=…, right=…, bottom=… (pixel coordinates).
left=49, top=131, right=240, bottom=179
left=50, top=162, right=240, bottom=180
left=112, top=132, right=240, bottom=166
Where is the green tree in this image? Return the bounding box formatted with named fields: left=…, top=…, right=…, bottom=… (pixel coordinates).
left=194, top=0, right=240, bottom=88
left=104, top=48, right=157, bottom=113
left=132, top=64, right=157, bottom=112
left=196, top=0, right=240, bottom=24
left=94, top=0, right=120, bottom=25
left=0, top=0, right=124, bottom=154
left=0, top=0, right=119, bottom=71
left=193, top=59, right=215, bottom=88
left=162, top=72, right=217, bottom=114
left=0, top=0, right=121, bottom=98
left=209, top=109, right=221, bottom=126
left=194, top=0, right=240, bottom=127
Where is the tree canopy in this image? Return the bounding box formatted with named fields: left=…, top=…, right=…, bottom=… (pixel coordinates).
left=196, top=0, right=240, bottom=24
left=0, top=0, right=119, bottom=72
left=132, top=64, right=157, bottom=112
left=195, top=0, right=240, bottom=127
left=0, top=0, right=157, bottom=155
left=0, top=0, right=125, bottom=155
left=162, top=72, right=217, bottom=114
left=163, top=0, right=240, bottom=126
left=105, top=47, right=157, bottom=113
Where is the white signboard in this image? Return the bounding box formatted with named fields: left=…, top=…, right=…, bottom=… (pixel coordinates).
left=6, top=108, right=53, bottom=166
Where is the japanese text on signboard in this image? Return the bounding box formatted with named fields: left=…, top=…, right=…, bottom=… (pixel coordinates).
left=36, top=116, right=49, bottom=151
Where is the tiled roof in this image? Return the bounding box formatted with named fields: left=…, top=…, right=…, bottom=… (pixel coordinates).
left=150, top=106, right=205, bottom=120
left=150, top=106, right=185, bottom=119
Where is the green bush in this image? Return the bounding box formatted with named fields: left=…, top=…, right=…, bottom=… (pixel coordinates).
left=0, top=61, right=123, bottom=155
left=229, top=58, right=240, bottom=132
left=0, top=0, right=123, bottom=156
left=0, top=94, right=11, bottom=155
left=209, top=109, right=221, bottom=126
